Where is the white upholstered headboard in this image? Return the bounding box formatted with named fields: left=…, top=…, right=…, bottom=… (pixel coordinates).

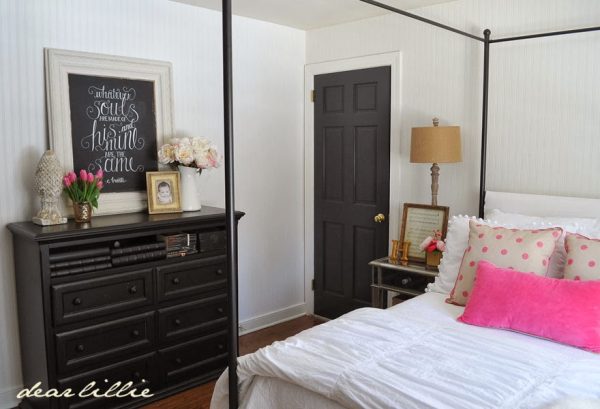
left=484, top=191, right=600, bottom=219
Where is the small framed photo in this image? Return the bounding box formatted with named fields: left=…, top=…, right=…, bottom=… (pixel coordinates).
left=400, top=203, right=449, bottom=262
left=146, top=172, right=182, bottom=214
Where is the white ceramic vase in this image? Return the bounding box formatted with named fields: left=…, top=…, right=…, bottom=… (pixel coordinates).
left=178, top=165, right=202, bottom=211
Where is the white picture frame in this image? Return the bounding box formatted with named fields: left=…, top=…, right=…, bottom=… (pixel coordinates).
left=45, top=48, right=174, bottom=215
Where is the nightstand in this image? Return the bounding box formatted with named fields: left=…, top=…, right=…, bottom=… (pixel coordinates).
left=370, top=257, right=439, bottom=308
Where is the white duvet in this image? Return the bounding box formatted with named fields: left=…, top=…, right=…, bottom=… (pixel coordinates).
left=211, top=293, right=600, bottom=409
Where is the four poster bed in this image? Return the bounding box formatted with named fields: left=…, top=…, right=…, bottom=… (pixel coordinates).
left=218, top=0, right=600, bottom=407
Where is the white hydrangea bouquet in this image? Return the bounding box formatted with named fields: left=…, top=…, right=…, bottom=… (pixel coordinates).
left=158, top=137, right=222, bottom=170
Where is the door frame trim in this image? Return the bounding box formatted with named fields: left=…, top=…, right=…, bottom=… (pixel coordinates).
left=304, top=52, right=403, bottom=314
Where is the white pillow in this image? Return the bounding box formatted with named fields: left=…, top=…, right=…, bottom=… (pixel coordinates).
left=426, top=215, right=488, bottom=294
left=486, top=209, right=597, bottom=230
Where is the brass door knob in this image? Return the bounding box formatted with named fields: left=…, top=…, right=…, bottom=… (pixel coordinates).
left=374, top=213, right=385, bottom=223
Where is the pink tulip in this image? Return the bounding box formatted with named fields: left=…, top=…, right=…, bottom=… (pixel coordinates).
left=79, top=169, right=87, bottom=181
left=87, top=173, right=94, bottom=183
left=68, top=171, right=77, bottom=183
left=97, top=181, right=104, bottom=190
left=63, top=176, right=72, bottom=187
left=95, top=168, right=104, bottom=179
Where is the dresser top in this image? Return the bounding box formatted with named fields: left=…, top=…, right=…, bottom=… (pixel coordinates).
left=7, top=206, right=244, bottom=242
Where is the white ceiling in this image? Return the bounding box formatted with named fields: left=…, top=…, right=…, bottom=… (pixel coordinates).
left=171, top=0, right=459, bottom=30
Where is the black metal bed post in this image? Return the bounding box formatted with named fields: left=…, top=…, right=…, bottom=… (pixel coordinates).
left=478, top=29, right=491, bottom=218
left=222, top=0, right=239, bottom=407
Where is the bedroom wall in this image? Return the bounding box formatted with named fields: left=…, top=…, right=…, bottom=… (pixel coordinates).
left=0, top=0, right=305, bottom=406
left=306, top=0, right=600, bottom=217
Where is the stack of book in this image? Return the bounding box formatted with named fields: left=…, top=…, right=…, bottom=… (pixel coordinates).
left=49, top=248, right=112, bottom=276
left=111, top=242, right=167, bottom=267
left=159, top=233, right=198, bottom=258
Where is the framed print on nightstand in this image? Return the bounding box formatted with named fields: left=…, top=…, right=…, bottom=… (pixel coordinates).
left=400, top=203, right=449, bottom=262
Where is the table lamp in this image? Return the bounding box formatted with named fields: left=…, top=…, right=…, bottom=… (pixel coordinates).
left=410, top=118, right=461, bottom=206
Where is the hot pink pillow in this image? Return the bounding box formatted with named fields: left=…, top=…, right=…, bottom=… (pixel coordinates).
left=458, top=260, right=600, bottom=353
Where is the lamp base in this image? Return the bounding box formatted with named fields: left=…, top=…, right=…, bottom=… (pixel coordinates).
left=430, top=163, right=440, bottom=206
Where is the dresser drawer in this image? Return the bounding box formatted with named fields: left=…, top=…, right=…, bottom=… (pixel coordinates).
left=52, top=269, right=153, bottom=325
left=56, top=353, right=156, bottom=409
left=158, top=294, right=227, bottom=345
left=55, top=312, right=155, bottom=374
left=157, top=258, right=226, bottom=302
left=158, top=330, right=227, bottom=385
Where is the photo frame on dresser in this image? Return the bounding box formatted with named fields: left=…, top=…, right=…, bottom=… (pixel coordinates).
left=400, top=203, right=449, bottom=262
left=146, top=171, right=182, bottom=214
left=45, top=48, right=174, bottom=215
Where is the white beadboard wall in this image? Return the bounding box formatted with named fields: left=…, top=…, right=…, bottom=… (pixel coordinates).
left=2, top=0, right=600, bottom=406
left=0, top=0, right=305, bottom=406
left=306, top=0, right=600, bottom=216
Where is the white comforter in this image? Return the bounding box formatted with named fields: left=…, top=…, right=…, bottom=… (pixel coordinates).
left=211, top=293, right=600, bottom=409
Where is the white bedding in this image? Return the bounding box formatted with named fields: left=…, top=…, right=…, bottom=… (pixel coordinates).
left=211, top=293, right=600, bottom=409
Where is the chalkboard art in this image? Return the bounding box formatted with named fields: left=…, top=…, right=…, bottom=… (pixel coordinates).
left=68, top=74, right=158, bottom=193
left=45, top=48, right=173, bottom=215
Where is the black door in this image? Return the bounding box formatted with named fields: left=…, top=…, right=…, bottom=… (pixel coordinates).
left=314, top=66, right=391, bottom=319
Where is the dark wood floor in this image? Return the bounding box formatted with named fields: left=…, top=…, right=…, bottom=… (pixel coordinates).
left=142, top=315, right=321, bottom=409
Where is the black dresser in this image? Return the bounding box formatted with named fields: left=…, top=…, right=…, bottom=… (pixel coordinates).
left=8, top=207, right=244, bottom=409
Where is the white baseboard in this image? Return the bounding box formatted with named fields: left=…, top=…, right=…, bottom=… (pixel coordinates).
left=239, top=303, right=307, bottom=335
left=0, top=385, right=21, bottom=409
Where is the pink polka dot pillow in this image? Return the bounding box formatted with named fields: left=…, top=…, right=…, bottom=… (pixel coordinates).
left=564, top=233, right=600, bottom=281
left=447, top=221, right=562, bottom=306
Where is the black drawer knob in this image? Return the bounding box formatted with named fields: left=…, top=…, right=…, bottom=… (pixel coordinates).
left=217, top=344, right=224, bottom=350
left=131, top=330, right=140, bottom=337
left=72, top=297, right=82, bottom=306
left=76, top=344, right=85, bottom=352
left=172, top=277, right=180, bottom=285
left=175, top=357, right=182, bottom=365
left=217, top=307, right=224, bottom=314
left=129, top=286, right=137, bottom=294
left=174, top=318, right=182, bottom=326
left=114, top=241, right=121, bottom=248
left=216, top=269, right=224, bottom=276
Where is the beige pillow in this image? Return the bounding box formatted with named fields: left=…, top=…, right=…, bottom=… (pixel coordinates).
left=447, top=221, right=562, bottom=306
left=564, top=233, right=600, bottom=281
